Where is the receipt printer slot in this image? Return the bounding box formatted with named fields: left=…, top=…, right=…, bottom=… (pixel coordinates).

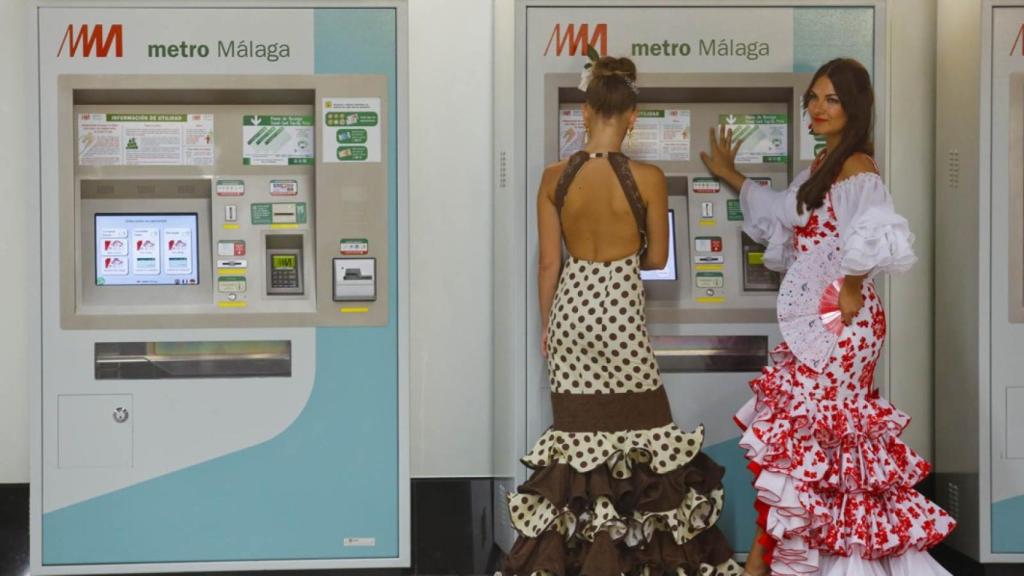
left=333, top=257, right=375, bottom=302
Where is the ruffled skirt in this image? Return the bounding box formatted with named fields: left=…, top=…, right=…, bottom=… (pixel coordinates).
left=735, top=344, right=956, bottom=576
left=503, top=412, right=744, bottom=576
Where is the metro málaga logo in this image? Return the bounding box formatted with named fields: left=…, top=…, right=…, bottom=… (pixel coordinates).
left=545, top=23, right=607, bottom=57
left=57, top=24, right=123, bottom=58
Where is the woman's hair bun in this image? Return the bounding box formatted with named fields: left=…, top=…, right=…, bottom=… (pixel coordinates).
left=585, top=56, right=638, bottom=117
left=591, top=56, right=637, bottom=82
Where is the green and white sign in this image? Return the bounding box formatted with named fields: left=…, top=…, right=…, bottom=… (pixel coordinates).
left=251, top=202, right=307, bottom=225
left=323, top=98, right=381, bottom=163
left=242, top=115, right=313, bottom=166
left=78, top=113, right=214, bottom=166
left=720, top=113, right=788, bottom=164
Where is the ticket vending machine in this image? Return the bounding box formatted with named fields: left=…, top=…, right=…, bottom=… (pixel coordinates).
left=32, top=5, right=408, bottom=574
left=494, top=0, right=886, bottom=553
left=934, top=0, right=1024, bottom=564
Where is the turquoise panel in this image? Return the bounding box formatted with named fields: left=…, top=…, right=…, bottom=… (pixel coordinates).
left=705, top=436, right=756, bottom=551
left=43, top=8, right=400, bottom=565
left=793, top=8, right=875, bottom=78
left=993, top=494, right=1024, bottom=553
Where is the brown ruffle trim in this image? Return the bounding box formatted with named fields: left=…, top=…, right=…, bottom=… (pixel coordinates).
left=520, top=455, right=724, bottom=518
left=551, top=387, right=673, bottom=432
left=501, top=526, right=742, bottom=576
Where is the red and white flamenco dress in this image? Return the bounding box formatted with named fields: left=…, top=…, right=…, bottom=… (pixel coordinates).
left=734, top=168, right=956, bottom=576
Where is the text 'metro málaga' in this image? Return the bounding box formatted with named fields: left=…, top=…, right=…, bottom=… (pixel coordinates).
left=147, top=40, right=291, bottom=62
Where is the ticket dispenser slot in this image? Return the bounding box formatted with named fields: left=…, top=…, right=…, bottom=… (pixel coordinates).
left=265, top=235, right=304, bottom=295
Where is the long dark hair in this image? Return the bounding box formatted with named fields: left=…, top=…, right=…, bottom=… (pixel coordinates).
left=797, top=58, right=874, bottom=214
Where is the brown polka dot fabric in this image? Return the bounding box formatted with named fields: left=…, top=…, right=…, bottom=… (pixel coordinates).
left=501, top=253, right=743, bottom=576
left=546, top=255, right=660, bottom=395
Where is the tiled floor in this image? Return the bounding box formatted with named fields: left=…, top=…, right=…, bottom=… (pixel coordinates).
left=3, top=482, right=1021, bottom=576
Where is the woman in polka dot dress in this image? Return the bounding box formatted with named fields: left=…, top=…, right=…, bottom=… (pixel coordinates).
left=702, top=58, right=955, bottom=576
left=501, top=56, right=744, bottom=576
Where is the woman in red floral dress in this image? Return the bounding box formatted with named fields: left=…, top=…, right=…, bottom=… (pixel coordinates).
left=701, top=58, right=956, bottom=575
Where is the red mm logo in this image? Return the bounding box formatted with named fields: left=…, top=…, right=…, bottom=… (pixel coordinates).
left=544, top=23, right=607, bottom=57
left=57, top=24, right=123, bottom=58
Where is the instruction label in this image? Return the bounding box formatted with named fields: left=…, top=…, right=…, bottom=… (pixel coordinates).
left=559, top=108, right=690, bottom=161
left=242, top=115, right=314, bottom=166
left=624, top=109, right=691, bottom=161
left=78, top=113, right=214, bottom=166
left=323, top=98, right=381, bottom=163
left=720, top=114, right=788, bottom=164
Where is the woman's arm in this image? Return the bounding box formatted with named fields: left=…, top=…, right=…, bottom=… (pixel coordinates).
left=640, top=166, right=669, bottom=270
left=537, top=165, right=564, bottom=354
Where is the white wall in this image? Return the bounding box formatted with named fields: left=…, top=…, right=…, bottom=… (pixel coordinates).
left=0, top=0, right=496, bottom=483
left=887, top=0, right=937, bottom=461
left=0, top=0, right=33, bottom=484
left=408, top=0, right=494, bottom=477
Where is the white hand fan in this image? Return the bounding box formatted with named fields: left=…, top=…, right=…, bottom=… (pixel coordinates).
left=776, top=244, right=845, bottom=373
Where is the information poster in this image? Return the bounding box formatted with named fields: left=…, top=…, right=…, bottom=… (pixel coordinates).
left=720, top=114, right=788, bottom=164
left=322, top=98, right=381, bottom=163
left=560, top=108, right=691, bottom=161
left=242, top=115, right=314, bottom=166
left=78, top=113, right=214, bottom=166
left=559, top=109, right=586, bottom=159
left=624, top=109, right=690, bottom=161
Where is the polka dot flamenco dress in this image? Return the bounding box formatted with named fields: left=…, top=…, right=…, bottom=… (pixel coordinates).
left=733, top=166, right=956, bottom=575
left=502, top=151, right=744, bottom=576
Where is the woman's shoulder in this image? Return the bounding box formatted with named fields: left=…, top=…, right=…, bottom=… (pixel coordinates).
left=836, top=152, right=880, bottom=183
left=626, top=159, right=667, bottom=187
left=539, top=159, right=570, bottom=193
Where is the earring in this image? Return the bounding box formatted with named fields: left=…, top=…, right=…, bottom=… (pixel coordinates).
left=627, top=126, right=635, bottom=147
left=584, top=124, right=590, bottom=144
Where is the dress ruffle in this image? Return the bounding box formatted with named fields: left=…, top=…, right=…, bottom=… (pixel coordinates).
left=522, top=424, right=706, bottom=477
left=503, top=528, right=745, bottom=576
left=504, top=428, right=742, bottom=576
left=735, top=344, right=956, bottom=575
left=510, top=447, right=724, bottom=545
left=840, top=205, right=916, bottom=277
left=760, top=221, right=798, bottom=273
left=818, top=548, right=953, bottom=575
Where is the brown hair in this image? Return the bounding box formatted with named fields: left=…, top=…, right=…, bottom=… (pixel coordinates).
left=797, top=58, right=875, bottom=214
left=585, top=56, right=638, bottom=118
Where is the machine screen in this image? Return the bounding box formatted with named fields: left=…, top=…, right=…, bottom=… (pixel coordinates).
left=272, top=255, right=297, bottom=270
left=95, top=213, right=199, bottom=286
left=641, top=209, right=678, bottom=281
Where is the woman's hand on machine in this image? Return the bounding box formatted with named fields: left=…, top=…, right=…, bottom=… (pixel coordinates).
left=700, top=125, right=746, bottom=190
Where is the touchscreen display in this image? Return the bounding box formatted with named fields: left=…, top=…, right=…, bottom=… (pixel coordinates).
left=641, top=209, right=678, bottom=281
left=95, top=213, right=199, bottom=286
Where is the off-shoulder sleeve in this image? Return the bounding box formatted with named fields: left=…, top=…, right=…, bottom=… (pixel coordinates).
left=739, top=170, right=808, bottom=272
left=832, top=173, right=917, bottom=277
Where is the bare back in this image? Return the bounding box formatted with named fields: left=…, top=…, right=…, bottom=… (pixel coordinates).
left=541, top=152, right=668, bottom=266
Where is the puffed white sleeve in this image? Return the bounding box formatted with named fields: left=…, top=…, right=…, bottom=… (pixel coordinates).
left=739, top=170, right=807, bottom=272
left=833, top=173, right=917, bottom=277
